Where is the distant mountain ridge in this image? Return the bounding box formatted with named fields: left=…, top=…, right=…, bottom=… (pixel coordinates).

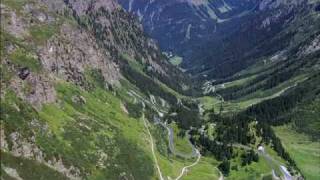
left=117, top=0, right=259, bottom=53
left=118, top=0, right=318, bottom=79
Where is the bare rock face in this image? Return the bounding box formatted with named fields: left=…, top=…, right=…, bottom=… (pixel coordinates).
left=9, top=132, right=41, bottom=159
left=39, top=0, right=67, bottom=13
left=299, top=35, right=320, bottom=56
left=10, top=73, right=57, bottom=110
left=258, top=0, right=306, bottom=28
left=39, top=23, right=121, bottom=88
left=0, top=9, right=29, bottom=38
left=25, top=75, right=57, bottom=107
left=259, top=0, right=305, bottom=10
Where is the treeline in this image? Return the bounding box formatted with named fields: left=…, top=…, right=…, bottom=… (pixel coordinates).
left=241, top=149, right=259, bottom=166
left=291, top=99, right=320, bottom=139
left=190, top=74, right=320, bottom=176
left=125, top=102, right=143, bottom=118
left=245, top=73, right=320, bottom=125
left=237, top=74, right=320, bottom=174
left=215, top=75, right=267, bottom=100
left=211, top=114, right=255, bottom=145
left=121, top=63, right=178, bottom=105
left=256, top=122, right=300, bottom=175
left=189, top=109, right=295, bottom=176
left=215, top=54, right=319, bottom=100
left=189, top=112, right=260, bottom=176
left=190, top=113, right=255, bottom=159
left=145, top=64, right=200, bottom=97
left=166, top=99, right=202, bottom=129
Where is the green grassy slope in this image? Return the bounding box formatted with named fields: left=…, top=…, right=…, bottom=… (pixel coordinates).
left=1, top=82, right=155, bottom=179
left=274, top=125, right=320, bottom=180
left=170, top=123, right=194, bottom=155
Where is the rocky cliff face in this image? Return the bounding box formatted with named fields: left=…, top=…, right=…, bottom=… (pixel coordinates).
left=39, top=23, right=121, bottom=88
left=63, top=0, right=191, bottom=91
left=1, top=0, right=123, bottom=107
left=1, top=0, right=190, bottom=107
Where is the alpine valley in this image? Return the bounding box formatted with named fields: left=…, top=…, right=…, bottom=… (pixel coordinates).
left=0, top=0, right=319, bottom=180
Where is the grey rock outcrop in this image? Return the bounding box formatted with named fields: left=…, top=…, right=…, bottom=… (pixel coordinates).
left=39, top=23, right=121, bottom=88
left=10, top=74, right=57, bottom=110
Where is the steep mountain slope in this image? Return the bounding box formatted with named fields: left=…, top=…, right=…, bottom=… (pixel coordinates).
left=196, top=14, right=320, bottom=179
left=118, top=0, right=258, bottom=55
left=0, top=0, right=199, bottom=179
left=118, top=0, right=319, bottom=80
left=190, top=0, right=320, bottom=79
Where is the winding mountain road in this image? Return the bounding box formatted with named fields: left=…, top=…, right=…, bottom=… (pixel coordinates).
left=136, top=96, right=223, bottom=180
left=175, top=149, right=201, bottom=180
left=154, top=117, right=223, bottom=180
left=154, top=117, right=198, bottom=159
left=153, top=116, right=202, bottom=180
left=142, top=112, right=164, bottom=180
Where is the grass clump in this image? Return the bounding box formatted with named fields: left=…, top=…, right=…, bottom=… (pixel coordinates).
left=29, top=24, right=58, bottom=45
left=2, top=0, right=27, bottom=12
left=9, top=48, right=41, bottom=72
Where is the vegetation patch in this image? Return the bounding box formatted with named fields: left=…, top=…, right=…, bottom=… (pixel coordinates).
left=2, top=0, right=27, bottom=12
left=0, top=90, right=38, bottom=139
left=170, top=123, right=194, bottom=155
left=182, top=157, right=220, bottom=180
left=274, top=125, right=320, bottom=180
left=84, top=68, right=106, bottom=89
left=169, top=56, right=183, bottom=66
left=1, top=151, right=68, bottom=180
left=35, top=82, right=156, bottom=179
left=290, top=98, right=320, bottom=139
left=29, top=24, right=58, bottom=45
left=9, top=48, right=41, bottom=72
